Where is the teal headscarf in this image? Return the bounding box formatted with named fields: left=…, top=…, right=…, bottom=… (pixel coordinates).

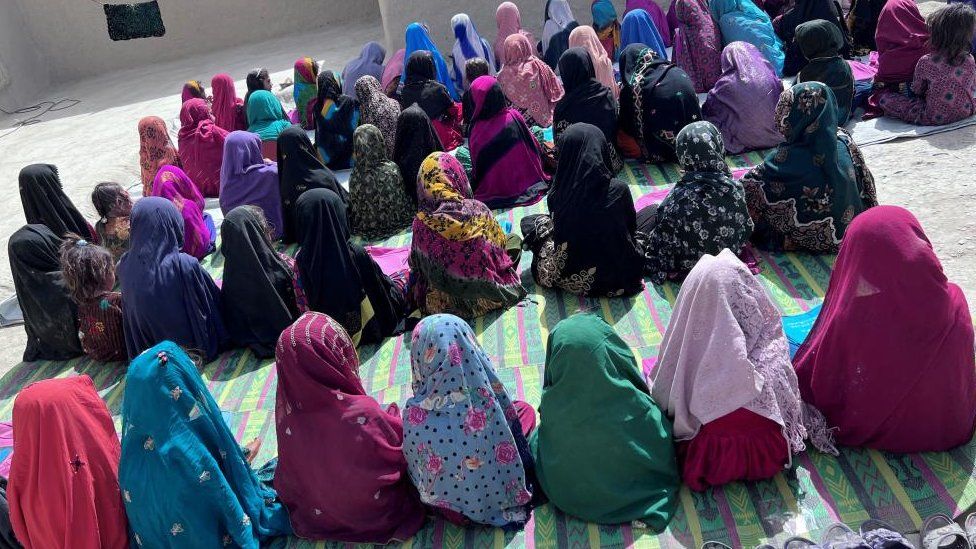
left=246, top=90, right=293, bottom=141
left=532, top=313, right=680, bottom=528
left=119, top=341, right=292, bottom=548
left=709, top=0, right=785, bottom=75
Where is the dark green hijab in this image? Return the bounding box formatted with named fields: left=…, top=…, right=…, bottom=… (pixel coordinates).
left=796, top=19, right=855, bottom=121
left=532, top=313, right=680, bottom=528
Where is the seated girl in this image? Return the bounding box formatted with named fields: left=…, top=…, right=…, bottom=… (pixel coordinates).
left=709, top=0, right=785, bottom=75
left=342, top=41, right=387, bottom=97
left=18, top=163, right=96, bottom=241
left=552, top=48, right=619, bottom=168
left=410, top=152, right=526, bottom=318
left=796, top=20, right=855, bottom=122
left=878, top=3, right=976, bottom=126
left=461, top=57, right=492, bottom=134
left=621, top=8, right=669, bottom=60
left=774, top=0, right=850, bottom=76
left=246, top=89, right=292, bottom=159
left=393, top=105, right=443, bottom=202
left=118, top=197, right=226, bottom=361
left=497, top=33, right=564, bottom=128
left=151, top=165, right=215, bottom=259
left=9, top=225, right=82, bottom=362
left=592, top=0, right=622, bottom=59
left=9, top=377, right=128, bottom=548
left=569, top=25, right=618, bottom=97
left=626, top=0, right=674, bottom=45
left=617, top=45, right=702, bottom=162
left=277, top=126, right=346, bottom=243
left=871, top=0, right=931, bottom=93
left=210, top=73, right=247, bottom=132
left=382, top=48, right=406, bottom=98
left=542, top=0, right=580, bottom=68
left=403, top=22, right=460, bottom=100
left=795, top=206, right=976, bottom=453
left=219, top=131, right=284, bottom=239
left=534, top=313, right=680, bottom=526
left=313, top=70, right=360, bottom=170
left=349, top=124, right=415, bottom=239
left=403, top=314, right=537, bottom=527
left=295, top=189, right=405, bottom=345
left=468, top=75, right=550, bottom=208
left=653, top=250, right=836, bottom=491
left=177, top=98, right=227, bottom=198
left=274, top=312, right=427, bottom=543
left=293, top=56, right=319, bottom=130
left=356, top=75, right=401, bottom=157
left=400, top=51, right=464, bottom=150
left=702, top=42, right=783, bottom=153
left=119, top=342, right=292, bottom=546
left=244, top=67, right=273, bottom=108
left=495, top=1, right=534, bottom=68
left=220, top=206, right=304, bottom=358
left=182, top=79, right=208, bottom=103
left=673, top=0, right=723, bottom=92
left=91, top=182, right=132, bottom=261
left=741, top=82, right=877, bottom=253
left=450, top=13, right=496, bottom=90
left=638, top=122, right=753, bottom=284
left=523, top=123, right=644, bottom=298
left=138, top=116, right=181, bottom=196
left=59, top=235, right=125, bottom=362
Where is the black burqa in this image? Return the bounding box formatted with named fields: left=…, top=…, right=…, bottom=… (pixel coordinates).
left=0, top=480, right=18, bottom=549
left=18, top=164, right=94, bottom=241
left=796, top=19, right=855, bottom=120
left=8, top=224, right=83, bottom=362
left=313, top=70, right=359, bottom=171
left=522, top=123, right=644, bottom=297
left=553, top=47, right=618, bottom=145
left=393, top=105, right=444, bottom=202
left=399, top=51, right=455, bottom=121
left=775, top=0, right=852, bottom=76
left=219, top=206, right=300, bottom=358
left=294, top=189, right=404, bottom=346
left=277, top=126, right=347, bottom=243
left=847, top=0, right=887, bottom=50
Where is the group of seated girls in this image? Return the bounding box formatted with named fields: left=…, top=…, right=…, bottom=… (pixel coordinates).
left=6, top=1, right=976, bottom=546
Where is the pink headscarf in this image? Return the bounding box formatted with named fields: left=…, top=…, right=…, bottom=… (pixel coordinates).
left=497, top=33, right=564, bottom=127
left=625, top=0, right=673, bottom=46
left=210, top=73, right=246, bottom=132
left=673, top=0, right=723, bottom=92
left=138, top=116, right=180, bottom=196
left=874, top=0, right=931, bottom=84
left=177, top=98, right=227, bottom=198
left=151, top=165, right=212, bottom=259
left=381, top=48, right=406, bottom=94
left=273, top=313, right=427, bottom=543
left=569, top=26, right=619, bottom=98
left=495, top=2, right=535, bottom=67
left=795, top=206, right=976, bottom=453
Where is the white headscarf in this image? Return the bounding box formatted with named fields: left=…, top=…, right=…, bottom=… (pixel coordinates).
left=542, top=0, right=576, bottom=55
left=451, top=13, right=496, bottom=87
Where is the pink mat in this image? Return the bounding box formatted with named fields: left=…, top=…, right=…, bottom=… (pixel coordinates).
left=366, top=245, right=411, bottom=277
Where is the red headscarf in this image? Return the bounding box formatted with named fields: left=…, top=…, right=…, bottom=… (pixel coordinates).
left=8, top=376, right=129, bottom=549
left=138, top=116, right=180, bottom=196
left=177, top=98, right=228, bottom=197
left=874, top=0, right=931, bottom=84
left=273, top=312, right=427, bottom=543
left=210, top=73, right=247, bottom=132
left=795, top=206, right=976, bottom=453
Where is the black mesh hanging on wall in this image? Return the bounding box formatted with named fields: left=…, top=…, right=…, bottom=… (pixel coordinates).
left=103, top=1, right=166, bottom=41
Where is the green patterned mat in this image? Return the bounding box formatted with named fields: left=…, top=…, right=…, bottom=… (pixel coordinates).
left=3, top=154, right=975, bottom=548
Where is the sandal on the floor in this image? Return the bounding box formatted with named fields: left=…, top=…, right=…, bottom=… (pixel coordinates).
left=860, top=519, right=914, bottom=549
left=965, top=513, right=976, bottom=545
left=783, top=536, right=820, bottom=549
left=921, top=514, right=971, bottom=549
left=701, top=543, right=733, bottom=549
left=821, top=523, right=870, bottom=548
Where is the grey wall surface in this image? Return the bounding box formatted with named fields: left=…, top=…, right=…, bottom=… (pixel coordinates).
left=0, top=1, right=50, bottom=106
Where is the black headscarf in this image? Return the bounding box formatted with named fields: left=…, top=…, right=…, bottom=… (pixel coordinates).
left=313, top=70, right=360, bottom=170
left=523, top=123, right=644, bottom=297
left=393, top=104, right=444, bottom=202
left=847, top=0, right=887, bottom=51
left=18, top=164, right=94, bottom=241
left=277, top=126, right=347, bottom=243
left=796, top=19, right=855, bottom=119
left=219, top=206, right=299, bottom=358
left=400, top=51, right=456, bottom=121
left=244, top=68, right=270, bottom=110
left=8, top=224, right=83, bottom=362
left=776, top=0, right=852, bottom=76
left=0, top=480, right=17, bottom=549
left=553, top=47, right=618, bottom=145
left=294, top=189, right=404, bottom=345
left=619, top=44, right=702, bottom=163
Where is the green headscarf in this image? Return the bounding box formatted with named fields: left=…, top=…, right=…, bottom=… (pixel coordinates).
left=246, top=90, right=292, bottom=141
left=532, top=313, right=680, bottom=528
left=796, top=20, right=855, bottom=120
left=348, top=124, right=415, bottom=239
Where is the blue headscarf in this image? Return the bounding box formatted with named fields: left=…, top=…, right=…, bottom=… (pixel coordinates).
left=620, top=9, right=668, bottom=60
left=591, top=0, right=619, bottom=28
left=709, top=0, right=785, bottom=75
left=119, top=341, right=292, bottom=548
left=403, top=22, right=461, bottom=100
left=402, top=314, right=535, bottom=527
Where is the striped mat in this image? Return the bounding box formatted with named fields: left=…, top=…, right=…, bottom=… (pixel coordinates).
left=2, top=153, right=975, bottom=548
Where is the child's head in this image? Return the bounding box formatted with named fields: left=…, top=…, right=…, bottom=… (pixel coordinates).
left=91, top=182, right=132, bottom=220
left=464, top=58, right=492, bottom=90
left=929, top=3, right=976, bottom=65
left=241, top=205, right=275, bottom=243
left=59, top=233, right=115, bottom=303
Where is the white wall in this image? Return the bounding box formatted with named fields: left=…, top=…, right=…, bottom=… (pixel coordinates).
left=0, top=1, right=50, bottom=107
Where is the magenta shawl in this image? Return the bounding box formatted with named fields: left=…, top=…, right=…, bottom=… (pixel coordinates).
left=673, top=0, right=723, bottom=92
left=381, top=49, right=406, bottom=93
left=795, top=206, right=976, bottom=453
left=701, top=42, right=783, bottom=153
left=211, top=74, right=247, bottom=132
left=177, top=98, right=228, bottom=197
left=273, top=312, right=426, bottom=543
left=497, top=33, right=564, bottom=127
left=625, top=0, right=673, bottom=46
left=874, top=0, right=931, bottom=84
left=151, top=165, right=212, bottom=259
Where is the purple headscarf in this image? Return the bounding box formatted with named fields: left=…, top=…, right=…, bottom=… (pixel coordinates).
left=625, top=0, right=673, bottom=46
left=151, top=165, right=214, bottom=259
left=219, top=131, right=285, bottom=239
left=118, top=197, right=225, bottom=361
left=342, top=41, right=387, bottom=97
left=701, top=42, right=783, bottom=154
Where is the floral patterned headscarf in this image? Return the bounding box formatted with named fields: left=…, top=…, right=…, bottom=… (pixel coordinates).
left=402, top=314, right=534, bottom=527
